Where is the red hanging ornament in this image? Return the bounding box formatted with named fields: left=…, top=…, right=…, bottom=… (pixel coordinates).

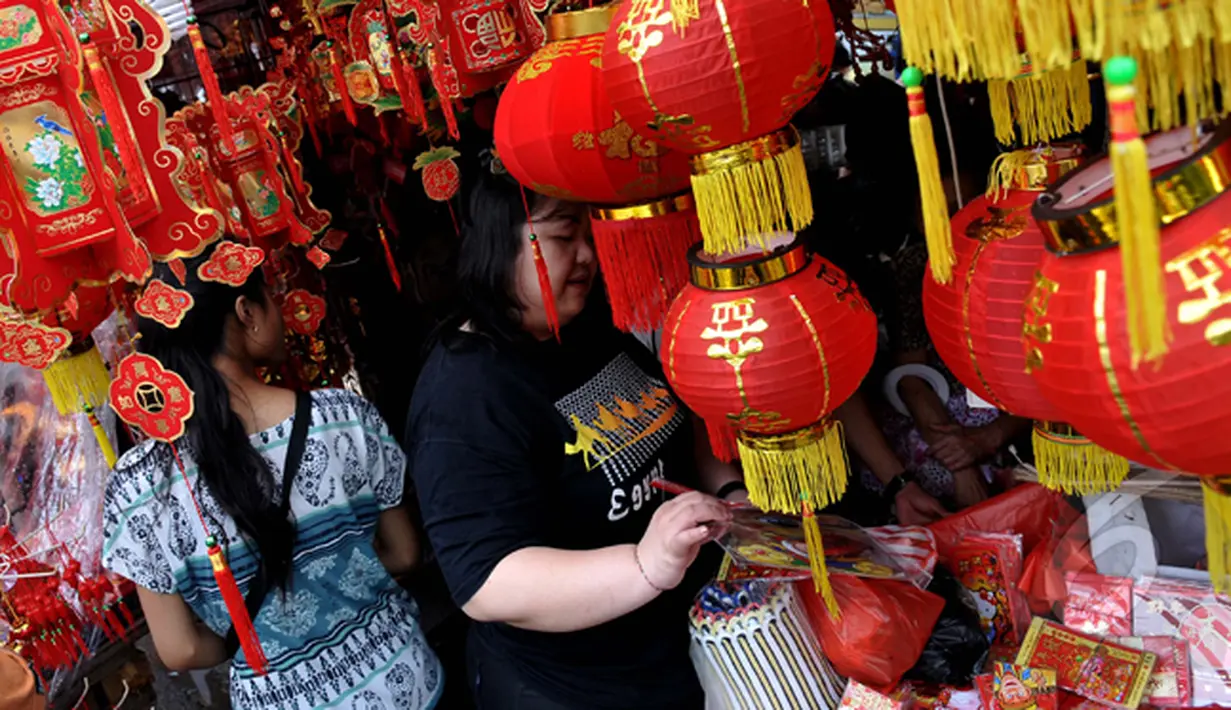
left=109, top=351, right=270, bottom=673
left=134, top=279, right=196, bottom=329
left=282, top=288, right=327, bottom=335
left=601, top=0, right=837, bottom=255
left=413, top=145, right=461, bottom=201
left=187, top=17, right=238, bottom=154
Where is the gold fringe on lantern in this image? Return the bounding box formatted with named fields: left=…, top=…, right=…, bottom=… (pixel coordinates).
left=1032, top=422, right=1130, bottom=495
left=902, top=68, right=954, bottom=284
left=894, top=0, right=1020, bottom=80
left=802, top=498, right=839, bottom=618
left=988, top=63, right=1094, bottom=146
left=688, top=128, right=812, bottom=256
left=1202, top=478, right=1231, bottom=595
left=42, top=342, right=111, bottom=416
left=1105, top=57, right=1170, bottom=365
left=738, top=419, right=849, bottom=516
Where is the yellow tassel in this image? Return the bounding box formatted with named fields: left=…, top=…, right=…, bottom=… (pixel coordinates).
left=1202, top=479, right=1231, bottom=595
left=986, top=149, right=1036, bottom=201
left=689, top=129, right=812, bottom=256
left=1016, top=0, right=1077, bottom=72
left=42, top=342, right=111, bottom=416
left=738, top=420, right=849, bottom=515
left=901, top=68, right=954, bottom=284
left=1032, top=422, right=1130, bottom=495
left=803, top=499, right=840, bottom=619
left=1069, top=0, right=1107, bottom=59
left=669, top=0, right=699, bottom=34
left=992, top=64, right=1094, bottom=146
left=988, top=79, right=1016, bottom=145
left=84, top=403, right=118, bottom=469
left=1105, top=57, right=1170, bottom=366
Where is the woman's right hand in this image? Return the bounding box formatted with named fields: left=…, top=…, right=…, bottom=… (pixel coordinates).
left=636, top=491, right=732, bottom=590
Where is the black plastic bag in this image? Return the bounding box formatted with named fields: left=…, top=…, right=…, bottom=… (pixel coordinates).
left=904, top=567, right=991, bottom=685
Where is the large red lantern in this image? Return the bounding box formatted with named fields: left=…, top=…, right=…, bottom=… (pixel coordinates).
left=495, top=5, right=696, bottom=332
left=601, top=0, right=836, bottom=255
left=1024, top=120, right=1231, bottom=591
left=663, top=240, right=876, bottom=612
left=922, top=147, right=1129, bottom=493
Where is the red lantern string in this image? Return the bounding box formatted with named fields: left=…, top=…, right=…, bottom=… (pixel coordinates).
left=426, top=45, right=460, bottom=141
left=327, top=40, right=359, bottom=126
left=81, top=37, right=148, bottom=204
left=446, top=199, right=460, bottom=237
left=168, top=445, right=269, bottom=675
left=399, top=51, right=427, bottom=127
left=519, top=185, right=559, bottom=340
left=272, top=128, right=308, bottom=198
left=184, top=13, right=237, bottom=155
left=376, top=222, right=402, bottom=292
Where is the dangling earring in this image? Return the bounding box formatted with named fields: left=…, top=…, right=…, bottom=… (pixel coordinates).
left=252, top=326, right=259, bottom=334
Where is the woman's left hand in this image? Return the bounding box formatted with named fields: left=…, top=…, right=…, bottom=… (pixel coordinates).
left=927, top=423, right=1000, bottom=471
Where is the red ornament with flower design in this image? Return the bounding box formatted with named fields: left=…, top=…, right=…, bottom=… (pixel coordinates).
left=0, top=319, right=70, bottom=368
left=0, top=0, right=150, bottom=314
left=282, top=288, right=326, bottom=335
left=601, top=0, right=836, bottom=255
left=134, top=279, right=194, bottom=328
left=198, top=241, right=265, bottom=286
left=109, top=352, right=195, bottom=442
left=413, top=146, right=461, bottom=201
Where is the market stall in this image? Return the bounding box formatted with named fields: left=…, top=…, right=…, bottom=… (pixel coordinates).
left=0, top=0, right=1228, bottom=707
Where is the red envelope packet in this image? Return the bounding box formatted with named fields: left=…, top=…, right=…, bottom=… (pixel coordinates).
left=948, top=533, right=1030, bottom=645
left=1063, top=572, right=1133, bottom=636
left=1112, top=636, right=1193, bottom=707
left=1015, top=618, right=1156, bottom=710
left=1131, top=576, right=1231, bottom=707
left=992, top=663, right=1057, bottom=710
left=839, top=679, right=916, bottom=710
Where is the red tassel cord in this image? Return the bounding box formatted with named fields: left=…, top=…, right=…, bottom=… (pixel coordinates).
left=426, top=46, right=460, bottom=141
left=187, top=19, right=237, bottom=154
left=399, top=51, right=427, bottom=126
left=171, top=445, right=269, bottom=675
left=82, top=39, right=148, bottom=203
left=705, top=417, right=739, bottom=463
left=591, top=202, right=700, bottom=332
left=377, top=222, right=402, bottom=292
left=379, top=197, right=400, bottom=237
left=328, top=41, right=359, bottom=126
left=273, top=128, right=308, bottom=198
left=519, top=186, right=559, bottom=339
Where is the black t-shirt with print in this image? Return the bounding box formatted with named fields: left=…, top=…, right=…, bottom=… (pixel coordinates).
left=407, top=306, right=706, bottom=709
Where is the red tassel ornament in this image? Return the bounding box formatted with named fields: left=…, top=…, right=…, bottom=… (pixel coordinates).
left=705, top=418, right=739, bottom=463
left=377, top=222, right=402, bottom=292
left=399, top=51, right=427, bottom=127
left=187, top=18, right=237, bottom=154
left=591, top=194, right=700, bottom=333
left=81, top=36, right=148, bottom=203
left=426, top=46, right=459, bottom=141
left=529, top=234, right=560, bottom=340
left=206, top=537, right=268, bottom=673
left=328, top=41, right=359, bottom=126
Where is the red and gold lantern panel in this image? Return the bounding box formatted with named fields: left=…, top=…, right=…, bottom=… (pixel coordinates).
left=1025, top=124, right=1231, bottom=477
left=495, top=5, right=691, bottom=205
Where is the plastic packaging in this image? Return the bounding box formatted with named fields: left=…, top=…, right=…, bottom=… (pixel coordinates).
left=928, top=484, right=1062, bottom=561
left=906, top=567, right=990, bottom=686
left=801, top=574, right=944, bottom=690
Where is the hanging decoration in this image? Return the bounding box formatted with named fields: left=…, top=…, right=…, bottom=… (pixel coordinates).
left=282, top=287, right=327, bottom=335
left=921, top=146, right=1129, bottom=495
left=257, top=80, right=333, bottom=234
left=661, top=241, right=878, bottom=613
left=344, top=0, right=405, bottom=113
left=133, top=279, right=195, bottom=329
left=108, top=351, right=270, bottom=673
left=198, top=241, right=266, bottom=285
left=413, top=145, right=461, bottom=201
left=495, top=5, right=697, bottom=332
left=600, top=0, right=837, bottom=255
left=1025, top=117, right=1231, bottom=592
left=901, top=66, right=954, bottom=285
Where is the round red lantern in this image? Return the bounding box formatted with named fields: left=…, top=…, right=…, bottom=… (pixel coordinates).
left=495, top=5, right=698, bottom=332
left=663, top=240, right=877, bottom=511
left=663, top=240, right=876, bottom=613
left=1025, top=121, right=1231, bottom=590
left=601, top=0, right=836, bottom=255
left=922, top=147, right=1129, bottom=493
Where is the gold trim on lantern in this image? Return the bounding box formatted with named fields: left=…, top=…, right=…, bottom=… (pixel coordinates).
left=591, top=193, right=695, bottom=222
left=739, top=421, right=831, bottom=453
left=1036, top=122, right=1231, bottom=254
left=1033, top=420, right=1089, bottom=443
left=1031, top=419, right=1131, bottom=495
left=547, top=4, right=618, bottom=42
left=690, top=128, right=800, bottom=176
left=687, top=241, right=809, bottom=291
left=1015, top=157, right=1082, bottom=191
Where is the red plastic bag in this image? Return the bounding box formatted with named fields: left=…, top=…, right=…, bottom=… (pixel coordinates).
left=928, top=484, right=1062, bottom=561
left=796, top=575, right=944, bottom=690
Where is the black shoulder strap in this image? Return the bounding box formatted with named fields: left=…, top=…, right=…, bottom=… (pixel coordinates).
left=224, top=390, right=312, bottom=658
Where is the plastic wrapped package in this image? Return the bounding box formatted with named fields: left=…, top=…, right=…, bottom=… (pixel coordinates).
left=1062, top=572, right=1133, bottom=636
left=1132, top=576, right=1231, bottom=707
left=690, top=581, right=846, bottom=709
left=947, top=532, right=1030, bottom=645
left=928, top=484, right=1064, bottom=561
left=802, top=574, right=944, bottom=689
left=906, top=567, right=991, bottom=686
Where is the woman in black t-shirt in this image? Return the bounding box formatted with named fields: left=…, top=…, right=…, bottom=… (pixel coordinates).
left=407, top=164, right=743, bottom=709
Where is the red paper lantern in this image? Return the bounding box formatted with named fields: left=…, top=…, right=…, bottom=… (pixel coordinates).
left=662, top=241, right=877, bottom=512
left=922, top=147, right=1129, bottom=492
left=495, top=5, right=697, bottom=332
left=1024, top=122, right=1231, bottom=590
left=601, top=0, right=836, bottom=254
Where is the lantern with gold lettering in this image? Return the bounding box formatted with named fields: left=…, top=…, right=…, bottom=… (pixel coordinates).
left=1024, top=120, right=1231, bottom=592
left=662, top=240, right=877, bottom=613
left=344, top=0, right=403, bottom=113
left=0, top=0, right=149, bottom=316
left=922, top=147, right=1129, bottom=494
left=494, top=5, right=695, bottom=332
left=601, top=0, right=836, bottom=255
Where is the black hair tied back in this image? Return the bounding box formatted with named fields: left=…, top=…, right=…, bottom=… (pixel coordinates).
left=137, top=240, right=296, bottom=590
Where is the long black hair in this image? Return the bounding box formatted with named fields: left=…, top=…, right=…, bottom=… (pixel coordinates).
left=438, top=159, right=546, bottom=346
left=138, top=241, right=296, bottom=588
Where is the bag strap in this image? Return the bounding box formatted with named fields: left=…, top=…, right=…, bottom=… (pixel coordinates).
left=224, top=390, right=312, bottom=658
